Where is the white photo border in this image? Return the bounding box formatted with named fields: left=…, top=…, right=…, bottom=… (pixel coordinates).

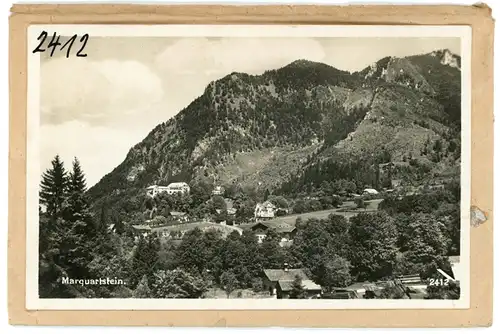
left=26, top=24, right=472, bottom=310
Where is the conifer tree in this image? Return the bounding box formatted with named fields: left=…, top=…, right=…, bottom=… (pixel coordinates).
left=40, top=155, right=68, bottom=219
left=133, top=275, right=152, bottom=298
left=63, top=158, right=91, bottom=227
left=56, top=157, right=94, bottom=279
left=264, top=188, right=271, bottom=201
left=68, top=157, right=87, bottom=193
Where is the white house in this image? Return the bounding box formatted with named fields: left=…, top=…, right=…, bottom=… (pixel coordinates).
left=165, top=182, right=190, bottom=195
left=363, top=188, right=379, bottom=195
left=146, top=185, right=169, bottom=197
left=254, top=201, right=277, bottom=221
left=146, top=182, right=190, bottom=197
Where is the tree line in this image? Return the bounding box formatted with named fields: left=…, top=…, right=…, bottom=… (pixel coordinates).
left=39, top=155, right=459, bottom=300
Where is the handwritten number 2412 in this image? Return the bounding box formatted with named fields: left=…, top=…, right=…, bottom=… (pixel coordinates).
left=32, top=31, right=88, bottom=58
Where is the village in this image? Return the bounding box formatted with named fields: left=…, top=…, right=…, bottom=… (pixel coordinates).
left=126, top=181, right=384, bottom=241
left=106, top=179, right=460, bottom=300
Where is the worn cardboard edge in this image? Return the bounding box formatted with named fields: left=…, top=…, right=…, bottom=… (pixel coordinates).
left=9, top=3, right=494, bottom=20
left=8, top=4, right=494, bottom=328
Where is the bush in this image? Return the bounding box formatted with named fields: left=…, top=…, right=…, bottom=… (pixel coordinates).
left=355, top=198, right=366, bottom=209
left=150, top=215, right=168, bottom=227
left=151, top=269, right=207, bottom=299
left=251, top=278, right=264, bottom=292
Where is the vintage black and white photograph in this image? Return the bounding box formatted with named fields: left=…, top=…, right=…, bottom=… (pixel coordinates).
left=26, top=25, right=471, bottom=309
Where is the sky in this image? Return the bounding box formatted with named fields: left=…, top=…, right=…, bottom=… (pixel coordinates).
left=40, top=36, right=460, bottom=187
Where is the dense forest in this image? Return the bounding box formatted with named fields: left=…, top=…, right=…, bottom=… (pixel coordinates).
left=39, top=155, right=460, bottom=300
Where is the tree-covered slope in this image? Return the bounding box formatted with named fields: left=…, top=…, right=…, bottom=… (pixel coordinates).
left=88, top=50, right=461, bottom=211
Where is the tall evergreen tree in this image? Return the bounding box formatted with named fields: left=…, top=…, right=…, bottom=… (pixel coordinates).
left=68, top=157, right=87, bottom=193
left=133, top=275, right=152, bottom=298
left=40, top=156, right=98, bottom=290
left=57, top=158, right=96, bottom=279
left=40, top=155, right=68, bottom=219
left=39, top=155, right=71, bottom=297
left=264, top=188, right=271, bottom=201
left=63, top=158, right=92, bottom=228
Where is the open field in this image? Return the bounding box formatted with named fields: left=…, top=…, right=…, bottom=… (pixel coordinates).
left=150, top=199, right=385, bottom=235
left=152, top=221, right=242, bottom=236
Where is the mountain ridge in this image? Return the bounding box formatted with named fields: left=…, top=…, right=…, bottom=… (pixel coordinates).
left=87, top=50, right=461, bottom=216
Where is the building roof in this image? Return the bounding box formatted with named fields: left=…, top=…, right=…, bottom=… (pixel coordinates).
left=167, top=182, right=189, bottom=188
left=278, top=279, right=322, bottom=292
left=147, top=185, right=170, bottom=190
left=170, top=211, right=187, bottom=216
left=251, top=222, right=271, bottom=231
left=363, top=188, right=379, bottom=194
left=256, top=201, right=277, bottom=210
left=251, top=222, right=295, bottom=233
left=263, top=268, right=309, bottom=282
left=345, top=282, right=381, bottom=291
left=273, top=223, right=296, bottom=233
left=132, top=225, right=152, bottom=231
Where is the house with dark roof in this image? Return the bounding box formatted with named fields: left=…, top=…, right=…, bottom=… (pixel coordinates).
left=214, top=198, right=237, bottom=218
left=262, top=266, right=321, bottom=299
left=131, top=224, right=152, bottom=238
left=251, top=222, right=296, bottom=243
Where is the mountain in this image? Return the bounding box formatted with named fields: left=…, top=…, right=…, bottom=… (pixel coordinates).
left=88, top=50, right=461, bottom=213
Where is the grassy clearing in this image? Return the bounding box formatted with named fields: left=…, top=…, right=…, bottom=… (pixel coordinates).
left=152, top=222, right=242, bottom=238
left=213, top=144, right=321, bottom=189
left=240, top=199, right=384, bottom=230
